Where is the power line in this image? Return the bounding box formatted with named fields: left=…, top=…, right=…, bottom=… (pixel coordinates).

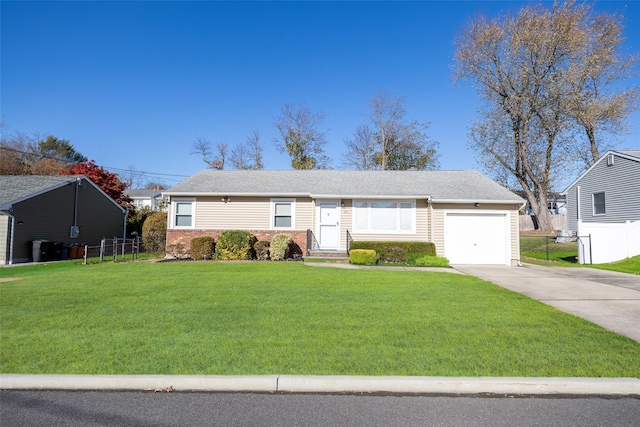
left=1, top=145, right=190, bottom=182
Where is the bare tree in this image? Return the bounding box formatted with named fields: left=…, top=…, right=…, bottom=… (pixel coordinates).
left=344, top=90, right=439, bottom=170
left=342, top=125, right=378, bottom=170
left=230, top=129, right=264, bottom=170
left=274, top=103, right=330, bottom=170
left=567, top=11, right=639, bottom=166
left=192, top=138, right=228, bottom=170
left=454, top=0, right=638, bottom=231
left=122, top=165, right=146, bottom=189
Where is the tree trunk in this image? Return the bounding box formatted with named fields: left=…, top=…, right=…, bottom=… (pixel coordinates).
left=527, top=191, right=555, bottom=232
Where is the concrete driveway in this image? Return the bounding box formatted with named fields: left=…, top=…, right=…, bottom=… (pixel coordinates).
left=453, top=264, right=640, bottom=343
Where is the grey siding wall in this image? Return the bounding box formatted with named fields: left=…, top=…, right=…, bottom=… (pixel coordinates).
left=566, top=155, right=640, bottom=231
left=9, top=178, right=124, bottom=262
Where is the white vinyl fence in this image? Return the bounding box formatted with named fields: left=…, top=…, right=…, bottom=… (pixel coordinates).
left=577, top=220, right=640, bottom=264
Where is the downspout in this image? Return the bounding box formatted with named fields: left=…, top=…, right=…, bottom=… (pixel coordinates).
left=1, top=210, right=15, bottom=265
left=74, top=177, right=81, bottom=229
left=122, top=210, right=128, bottom=257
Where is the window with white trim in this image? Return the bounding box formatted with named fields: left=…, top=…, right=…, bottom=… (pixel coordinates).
left=271, top=199, right=295, bottom=229
left=353, top=200, right=415, bottom=233
left=171, top=199, right=195, bottom=228
left=593, top=192, right=605, bottom=216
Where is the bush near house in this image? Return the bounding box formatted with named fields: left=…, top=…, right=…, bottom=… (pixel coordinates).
left=254, top=240, right=270, bottom=261
left=350, top=241, right=436, bottom=263
left=215, top=230, right=257, bottom=260
left=190, top=236, right=215, bottom=260
left=270, top=233, right=293, bottom=261
left=142, top=212, right=167, bottom=254
left=349, top=249, right=377, bottom=265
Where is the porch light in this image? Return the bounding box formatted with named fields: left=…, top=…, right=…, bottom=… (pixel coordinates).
left=222, top=196, right=230, bottom=203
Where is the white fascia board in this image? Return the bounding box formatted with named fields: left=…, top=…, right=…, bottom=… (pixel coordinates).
left=310, top=194, right=427, bottom=200
left=432, top=198, right=524, bottom=204
left=162, top=192, right=311, bottom=198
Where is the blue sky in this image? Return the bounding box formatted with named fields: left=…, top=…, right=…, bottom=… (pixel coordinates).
left=2, top=1, right=639, bottom=187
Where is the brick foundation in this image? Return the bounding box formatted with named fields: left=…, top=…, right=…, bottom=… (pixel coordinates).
left=166, top=229, right=308, bottom=257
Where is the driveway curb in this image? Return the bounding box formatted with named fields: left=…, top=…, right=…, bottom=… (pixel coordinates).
left=1, top=375, right=639, bottom=395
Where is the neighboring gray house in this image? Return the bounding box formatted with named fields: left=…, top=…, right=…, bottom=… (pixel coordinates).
left=163, top=170, right=524, bottom=266
left=563, top=150, right=640, bottom=263
left=126, top=189, right=163, bottom=211
left=0, top=175, right=127, bottom=264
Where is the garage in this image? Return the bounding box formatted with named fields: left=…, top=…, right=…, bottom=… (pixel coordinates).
left=445, top=212, right=509, bottom=265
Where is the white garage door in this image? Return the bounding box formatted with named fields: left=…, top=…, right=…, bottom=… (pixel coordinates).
left=445, top=213, right=509, bottom=265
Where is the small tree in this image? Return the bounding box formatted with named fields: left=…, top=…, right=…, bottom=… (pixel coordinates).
left=142, top=212, right=167, bottom=254
left=64, top=159, right=133, bottom=211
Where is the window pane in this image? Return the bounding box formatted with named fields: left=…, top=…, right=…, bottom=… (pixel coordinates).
left=354, top=202, right=368, bottom=230
left=175, top=215, right=192, bottom=227
left=274, top=216, right=291, bottom=228
left=593, top=192, right=605, bottom=215
left=176, top=203, right=192, bottom=215
left=399, top=203, right=413, bottom=230
left=275, top=203, right=291, bottom=216
left=371, top=202, right=397, bottom=230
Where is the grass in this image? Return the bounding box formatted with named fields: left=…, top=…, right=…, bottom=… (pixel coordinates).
left=520, top=235, right=640, bottom=274
left=520, top=235, right=579, bottom=264
left=2, top=262, right=639, bottom=377
left=583, top=255, right=640, bottom=275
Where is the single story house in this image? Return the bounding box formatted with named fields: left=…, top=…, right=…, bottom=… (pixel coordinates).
left=0, top=175, right=127, bottom=264
left=126, top=189, right=164, bottom=211
left=563, top=150, right=640, bottom=263
left=163, top=170, right=524, bottom=265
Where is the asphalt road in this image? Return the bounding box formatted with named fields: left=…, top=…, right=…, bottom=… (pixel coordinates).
left=2, top=391, right=639, bottom=427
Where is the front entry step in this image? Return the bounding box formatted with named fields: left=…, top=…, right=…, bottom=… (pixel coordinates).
left=305, top=250, right=349, bottom=262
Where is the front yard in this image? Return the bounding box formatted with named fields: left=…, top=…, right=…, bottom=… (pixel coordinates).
left=1, top=261, right=639, bottom=377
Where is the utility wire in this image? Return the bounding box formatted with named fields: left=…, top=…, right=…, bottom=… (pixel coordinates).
left=1, top=145, right=190, bottom=182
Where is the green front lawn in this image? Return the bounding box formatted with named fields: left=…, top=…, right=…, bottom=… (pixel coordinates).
left=1, top=262, right=639, bottom=377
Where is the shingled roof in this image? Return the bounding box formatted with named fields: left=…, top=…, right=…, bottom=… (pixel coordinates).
left=0, top=175, right=81, bottom=210
left=164, top=170, right=523, bottom=203
left=0, top=175, right=125, bottom=212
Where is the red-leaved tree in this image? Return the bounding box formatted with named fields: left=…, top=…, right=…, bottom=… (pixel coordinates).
left=63, top=159, right=133, bottom=211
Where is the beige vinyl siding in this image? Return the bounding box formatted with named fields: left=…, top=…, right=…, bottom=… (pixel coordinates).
left=195, top=196, right=313, bottom=231
left=509, top=210, right=520, bottom=263
left=295, top=197, right=313, bottom=230
left=0, top=215, right=9, bottom=263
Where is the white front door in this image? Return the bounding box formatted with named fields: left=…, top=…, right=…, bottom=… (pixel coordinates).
left=317, top=202, right=340, bottom=250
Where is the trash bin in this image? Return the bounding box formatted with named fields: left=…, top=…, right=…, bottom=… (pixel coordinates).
left=31, top=240, right=49, bottom=262
left=48, top=242, right=63, bottom=261
left=61, top=245, right=70, bottom=260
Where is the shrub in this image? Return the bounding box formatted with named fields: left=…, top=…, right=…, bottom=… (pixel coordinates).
left=349, top=241, right=436, bottom=263
left=190, top=236, right=215, bottom=260
left=349, top=249, right=377, bottom=265
left=215, top=230, right=257, bottom=260
left=254, top=240, right=271, bottom=261
left=413, top=255, right=451, bottom=268
left=270, top=233, right=293, bottom=261
left=141, top=212, right=167, bottom=254
left=127, top=206, right=154, bottom=237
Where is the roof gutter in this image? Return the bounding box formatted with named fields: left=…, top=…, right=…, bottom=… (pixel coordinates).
left=431, top=198, right=524, bottom=204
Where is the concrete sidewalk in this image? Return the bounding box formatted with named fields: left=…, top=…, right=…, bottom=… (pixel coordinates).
left=1, top=374, right=639, bottom=396
left=453, top=264, right=640, bottom=342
